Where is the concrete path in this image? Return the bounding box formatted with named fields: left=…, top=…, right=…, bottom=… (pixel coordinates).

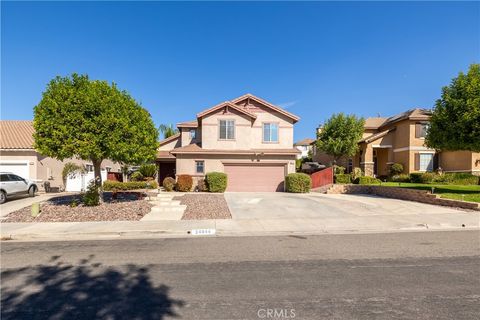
left=141, top=192, right=186, bottom=221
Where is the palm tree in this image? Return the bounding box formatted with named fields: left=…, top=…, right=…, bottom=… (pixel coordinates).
left=158, top=124, right=179, bottom=139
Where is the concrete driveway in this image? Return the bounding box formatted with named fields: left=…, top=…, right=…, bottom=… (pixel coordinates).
left=224, top=192, right=480, bottom=231
left=0, top=193, right=63, bottom=219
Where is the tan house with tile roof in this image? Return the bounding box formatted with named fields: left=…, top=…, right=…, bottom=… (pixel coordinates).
left=0, top=120, right=121, bottom=191
left=313, top=109, right=480, bottom=177
left=157, top=94, right=300, bottom=191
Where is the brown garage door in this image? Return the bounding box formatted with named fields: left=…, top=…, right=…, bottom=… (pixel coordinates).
left=224, top=164, right=286, bottom=192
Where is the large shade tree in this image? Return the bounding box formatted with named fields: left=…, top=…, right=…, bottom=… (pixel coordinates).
left=426, top=64, right=480, bottom=152
left=34, top=74, right=159, bottom=186
left=316, top=113, right=365, bottom=163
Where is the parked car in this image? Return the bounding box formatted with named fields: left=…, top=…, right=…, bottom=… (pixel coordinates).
left=0, top=172, right=38, bottom=204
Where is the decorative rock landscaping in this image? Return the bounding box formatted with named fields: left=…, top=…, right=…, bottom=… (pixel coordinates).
left=174, top=194, right=232, bottom=220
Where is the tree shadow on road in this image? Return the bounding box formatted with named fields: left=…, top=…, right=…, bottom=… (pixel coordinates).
left=1, top=255, right=184, bottom=320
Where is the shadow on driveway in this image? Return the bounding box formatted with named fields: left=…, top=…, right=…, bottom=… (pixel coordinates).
left=1, top=255, right=184, bottom=320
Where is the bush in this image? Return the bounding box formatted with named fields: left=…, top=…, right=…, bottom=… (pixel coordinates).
left=390, top=163, right=404, bottom=175
left=354, top=176, right=381, bottom=185
left=103, top=180, right=158, bottom=191
left=334, top=166, right=345, bottom=174
left=351, top=167, right=363, bottom=181
left=285, top=173, right=312, bottom=193
left=391, top=174, right=411, bottom=183
left=139, top=163, right=157, bottom=178
left=295, top=159, right=303, bottom=171
left=410, top=172, right=435, bottom=183
left=448, top=173, right=479, bottom=185
left=83, top=180, right=100, bottom=206
left=205, top=172, right=228, bottom=193
left=130, top=171, right=144, bottom=182
left=162, top=177, right=175, bottom=191
left=334, top=174, right=351, bottom=184
left=176, top=174, right=193, bottom=192
left=196, top=179, right=208, bottom=192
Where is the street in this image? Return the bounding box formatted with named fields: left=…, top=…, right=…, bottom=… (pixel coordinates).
left=2, top=231, right=480, bottom=319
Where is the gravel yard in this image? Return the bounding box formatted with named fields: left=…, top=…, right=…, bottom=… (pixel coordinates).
left=174, top=194, right=232, bottom=220
left=3, top=193, right=153, bottom=223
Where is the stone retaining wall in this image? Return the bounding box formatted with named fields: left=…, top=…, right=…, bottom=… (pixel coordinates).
left=327, top=184, right=480, bottom=211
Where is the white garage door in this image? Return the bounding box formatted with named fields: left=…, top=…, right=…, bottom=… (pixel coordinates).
left=0, top=162, right=30, bottom=179
left=224, top=164, right=286, bottom=192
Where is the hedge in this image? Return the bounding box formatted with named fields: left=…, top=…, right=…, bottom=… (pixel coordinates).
left=103, top=180, right=158, bottom=191
left=206, top=172, right=228, bottom=193
left=354, top=176, right=381, bottom=185
left=162, top=177, right=175, bottom=191
left=285, top=173, right=311, bottom=193
left=334, top=174, right=351, bottom=184
left=409, top=172, right=479, bottom=185
left=176, top=174, right=193, bottom=192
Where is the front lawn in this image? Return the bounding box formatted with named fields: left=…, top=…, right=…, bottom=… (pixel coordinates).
left=377, top=182, right=480, bottom=203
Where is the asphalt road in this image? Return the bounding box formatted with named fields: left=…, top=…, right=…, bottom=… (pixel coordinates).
left=2, top=231, right=480, bottom=320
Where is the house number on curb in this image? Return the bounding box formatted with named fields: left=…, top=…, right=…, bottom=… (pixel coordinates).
left=190, top=229, right=216, bottom=236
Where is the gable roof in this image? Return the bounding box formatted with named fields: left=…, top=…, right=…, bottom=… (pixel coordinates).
left=197, top=101, right=257, bottom=120
left=176, top=120, right=198, bottom=128
left=158, top=133, right=180, bottom=147
left=379, top=108, right=431, bottom=129
left=364, top=117, right=387, bottom=129
left=231, top=93, right=300, bottom=123
left=0, top=120, right=35, bottom=150
left=359, top=128, right=396, bottom=144
left=294, top=138, right=315, bottom=146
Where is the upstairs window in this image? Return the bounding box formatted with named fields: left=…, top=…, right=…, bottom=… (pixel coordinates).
left=415, top=122, right=429, bottom=138
left=219, top=120, right=235, bottom=140
left=189, top=129, right=196, bottom=140
left=263, top=123, right=279, bottom=142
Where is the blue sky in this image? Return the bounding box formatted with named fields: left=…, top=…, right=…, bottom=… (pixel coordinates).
left=1, top=1, right=479, bottom=141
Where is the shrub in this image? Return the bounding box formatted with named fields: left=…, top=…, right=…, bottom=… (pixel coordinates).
left=334, top=174, right=351, bottom=184
left=176, top=174, right=193, bottom=192
left=162, top=177, right=176, bottom=191
left=103, top=180, right=158, bottom=191
left=410, top=172, right=435, bottom=183
left=389, top=163, right=404, bottom=175
left=391, top=174, right=411, bottom=183
left=83, top=180, right=100, bottom=206
left=351, top=167, right=363, bottom=181
left=354, top=176, right=381, bottom=185
left=448, top=173, right=479, bottom=185
left=196, top=179, right=208, bottom=192
left=205, top=172, right=228, bottom=193
left=334, top=166, right=345, bottom=175
left=295, top=159, right=303, bottom=171
left=139, top=163, right=157, bottom=178
left=130, top=171, right=144, bottom=182
left=285, top=173, right=312, bottom=193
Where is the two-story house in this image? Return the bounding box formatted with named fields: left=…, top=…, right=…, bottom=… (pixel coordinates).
left=156, top=94, right=300, bottom=191
left=313, top=108, right=480, bottom=177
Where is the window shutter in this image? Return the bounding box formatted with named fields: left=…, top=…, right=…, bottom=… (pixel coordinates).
left=415, top=123, right=421, bottom=138
left=414, top=153, right=420, bottom=171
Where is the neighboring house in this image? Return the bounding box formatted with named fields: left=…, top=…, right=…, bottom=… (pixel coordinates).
left=294, top=138, right=315, bottom=159
left=0, top=120, right=121, bottom=191
left=157, top=94, right=300, bottom=191
left=313, top=109, right=480, bottom=177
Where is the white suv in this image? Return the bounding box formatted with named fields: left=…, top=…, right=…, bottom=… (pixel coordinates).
left=0, top=172, right=38, bottom=204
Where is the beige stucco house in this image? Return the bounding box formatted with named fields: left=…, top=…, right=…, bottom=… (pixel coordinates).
left=0, top=120, right=121, bottom=191
left=157, top=94, right=300, bottom=191
left=294, top=138, right=315, bottom=159
left=313, top=109, right=480, bottom=177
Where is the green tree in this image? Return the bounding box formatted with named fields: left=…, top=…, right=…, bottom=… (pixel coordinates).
left=34, top=74, right=159, bottom=187
left=426, top=64, right=480, bottom=152
left=316, top=113, right=365, bottom=163
left=158, top=124, right=179, bottom=139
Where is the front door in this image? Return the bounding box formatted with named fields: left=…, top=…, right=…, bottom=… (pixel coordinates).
left=158, top=162, right=176, bottom=184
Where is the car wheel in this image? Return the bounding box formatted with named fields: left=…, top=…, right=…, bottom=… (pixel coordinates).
left=28, top=186, right=37, bottom=197
left=0, top=191, right=6, bottom=204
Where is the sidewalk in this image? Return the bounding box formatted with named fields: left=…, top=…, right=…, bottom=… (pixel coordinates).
left=2, top=214, right=479, bottom=241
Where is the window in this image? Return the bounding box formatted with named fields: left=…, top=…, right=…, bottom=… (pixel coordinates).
left=106, top=167, right=111, bottom=172
left=8, top=174, right=23, bottom=181
left=348, top=159, right=353, bottom=173
left=85, top=164, right=93, bottom=172
left=416, top=122, right=429, bottom=138
left=419, top=153, right=434, bottom=171
left=195, top=161, right=204, bottom=174
left=263, top=123, right=279, bottom=142
left=0, top=174, right=11, bottom=182
left=189, top=129, right=196, bottom=140
left=219, top=120, right=235, bottom=140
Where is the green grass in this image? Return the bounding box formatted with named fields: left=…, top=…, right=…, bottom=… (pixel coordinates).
left=377, top=182, right=480, bottom=203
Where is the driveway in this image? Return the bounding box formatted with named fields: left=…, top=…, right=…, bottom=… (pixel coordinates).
left=0, top=193, right=63, bottom=219
left=224, top=192, right=479, bottom=231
